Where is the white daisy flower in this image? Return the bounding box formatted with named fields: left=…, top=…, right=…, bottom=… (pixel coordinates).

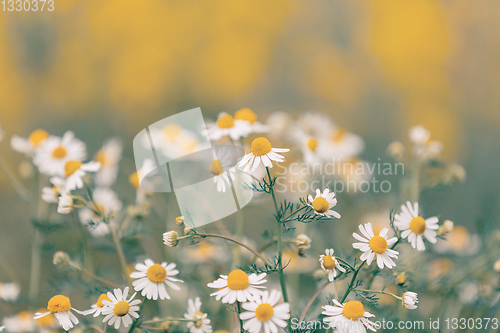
left=78, top=188, right=122, bottom=236
left=34, top=131, right=86, bottom=177
left=307, top=188, right=341, bottom=219
left=352, top=223, right=399, bottom=269
left=324, top=126, right=364, bottom=162
left=0, top=326, right=4, bottom=331
left=322, top=299, right=377, bottom=333
left=319, top=249, right=346, bottom=282
left=184, top=297, right=213, bottom=333
left=207, top=269, right=267, bottom=304
left=209, top=148, right=236, bottom=193
left=41, top=177, right=66, bottom=203
left=237, top=137, right=289, bottom=173
left=63, top=160, right=100, bottom=192
left=208, top=112, right=251, bottom=141
left=234, top=108, right=269, bottom=134
left=394, top=201, right=439, bottom=251
left=84, top=294, right=112, bottom=317
left=0, top=282, right=20, bottom=301
left=130, top=259, right=184, bottom=300
left=146, top=123, right=200, bottom=160
left=239, top=290, right=290, bottom=333
left=11, top=129, right=50, bottom=157
left=402, top=292, right=418, bottom=310
left=409, top=125, right=442, bottom=160
left=101, top=287, right=141, bottom=330
left=2, top=311, right=36, bottom=332
left=34, top=295, right=84, bottom=331
left=57, top=193, right=74, bottom=215
left=94, top=139, right=122, bottom=187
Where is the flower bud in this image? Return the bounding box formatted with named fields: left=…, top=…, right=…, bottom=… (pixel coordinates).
left=396, top=272, right=407, bottom=286
left=402, top=291, right=418, bottom=309
left=175, top=216, right=185, bottom=226
left=387, top=141, right=405, bottom=160
left=53, top=251, right=71, bottom=267
left=163, top=231, right=179, bottom=247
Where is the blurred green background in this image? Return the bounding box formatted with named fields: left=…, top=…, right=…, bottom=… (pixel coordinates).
left=1, top=0, right=499, bottom=299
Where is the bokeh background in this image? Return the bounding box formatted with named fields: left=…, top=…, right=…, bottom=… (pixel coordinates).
left=1, top=0, right=499, bottom=320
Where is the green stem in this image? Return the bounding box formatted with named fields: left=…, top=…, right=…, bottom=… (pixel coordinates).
left=266, top=167, right=288, bottom=303
left=280, top=205, right=307, bottom=223
left=352, top=288, right=401, bottom=300
left=28, top=228, right=43, bottom=306
left=196, top=233, right=273, bottom=268
left=237, top=302, right=244, bottom=333
left=339, top=262, right=365, bottom=303
left=266, top=167, right=291, bottom=333
left=298, top=280, right=330, bottom=323
left=110, top=225, right=131, bottom=286
left=335, top=257, right=355, bottom=271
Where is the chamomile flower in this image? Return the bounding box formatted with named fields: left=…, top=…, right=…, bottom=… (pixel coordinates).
left=94, top=139, right=122, bottom=187
left=34, top=131, right=86, bottom=177
left=393, top=201, right=439, bottom=251
left=234, top=108, right=268, bottom=134
left=84, top=294, right=112, bottom=317
left=63, top=160, right=100, bottom=191
left=11, top=129, right=50, bottom=157
left=319, top=249, right=346, bottom=282
left=209, top=148, right=236, bottom=193
left=34, top=295, right=84, bottom=331
left=307, top=188, right=341, bottom=219
left=326, top=126, right=364, bottom=162
left=402, top=292, right=418, bottom=310
left=322, top=299, right=377, bottom=333
left=41, top=177, right=66, bottom=203
left=0, top=282, right=20, bottom=301
left=409, top=125, right=442, bottom=160
left=78, top=187, right=122, bottom=236
left=2, top=311, right=36, bottom=332
left=352, top=223, right=399, bottom=269
left=184, top=297, right=213, bottom=333
left=295, top=234, right=312, bottom=250
left=237, top=137, right=289, bottom=173
left=239, top=290, right=290, bottom=333
left=208, top=269, right=267, bottom=304
left=57, top=193, right=74, bottom=215
left=208, top=112, right=250, bottom=141
left=130, top=259, right=184, bottom=300
left=101, top=287, right=141, bottom=329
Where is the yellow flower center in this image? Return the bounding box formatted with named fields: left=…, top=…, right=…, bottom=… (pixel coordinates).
left=322, top=255, right=336, bottom=270
left=217, top=114, right=235, bottom=129
left=47, top=295, right=71, bottom=313
left=96, top=294, right=111, bottom=308
left=64, top=160, right=83, bottom=177
left=255, top=303, right=274, bottom=322
left=331, top=128, right=346, bottom=143
left=312, top=197, right=329, bottom=213
left=307, top=138, right=318, bottom=152
left=162, top=124, right=183, bottom=142
left=146, top=264, right=167, bottom=283
left=94, top=150, right=107, bottom=166
left=209, top=159, right=224, bottom=175
left=342, top=300, right=365, bottom=321
left=29, top=129, right=49, bottom=147
left=251, top=137, right=272, bottom=156
left=35, top=308, right=55, bottom=326
left=226, top=269, right=249, bottom=290
left=410, top=216, right=426, bottom=235
left=369, top=235, right=388, bottom=254
left=52, top=146, right=67, bottom=159
left=113, top=300, right=130, bottom=317
left=129, top=172, right=140, bottom=190
left=235, top=108, right=257, bottom=124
